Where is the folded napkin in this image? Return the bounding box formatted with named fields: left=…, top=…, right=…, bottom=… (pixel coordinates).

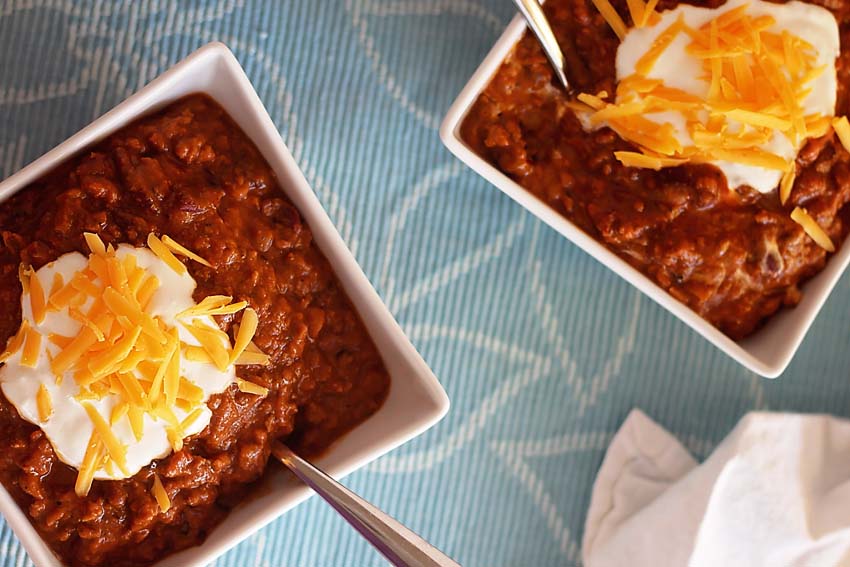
left=583, top=409, right=850, bottom=567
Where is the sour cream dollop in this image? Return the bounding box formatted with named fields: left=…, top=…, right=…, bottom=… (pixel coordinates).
left=0, top=246, right=235, bottom=480
left=607, top=0, right=840, bottom=193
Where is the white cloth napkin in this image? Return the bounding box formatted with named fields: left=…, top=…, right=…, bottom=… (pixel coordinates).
left=582, top=409, right=850, bottom=567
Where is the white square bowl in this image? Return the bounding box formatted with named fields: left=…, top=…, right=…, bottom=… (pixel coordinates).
left=0, top=42, right=449, bottom=567
left=440, top=14, right=850, bottom=378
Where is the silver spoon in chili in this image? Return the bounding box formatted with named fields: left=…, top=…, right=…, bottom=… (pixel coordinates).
left=512, top=0, right=571, bottom=91
left=271, top=442, right=460, bottom=567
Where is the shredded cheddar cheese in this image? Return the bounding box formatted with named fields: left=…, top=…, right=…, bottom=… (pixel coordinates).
left=236, top=378, right=269, bottom=397
left=613, top=151, right=687, bottom=170
left=21, top=326, right=41, bottom=368
left=640, top=0, right=660, bottom=27
left=577, top=1, right=845, bottom=248
left=146, top=233, right=187, bottom=275
left=183, top=321, right=230, bottom=371
left=128, top=406, right=144, bottom=442
left=36, top=384, right=52, bottom=422
left=625, top=0, right=644, bottom=29
left=595, top=0, right=660, bottom=35
left=180, top=407, right=205, bottom=432
left=0, top=320, right=27, bottom=363
left=832, top=116, right=850, bottom=154
left=791, top=207, right=835, bottom=252
left=48, top=273, right=64, bottom=298
left=111, top=402, right=129, bottom=425
left=28, top=270, right=47, bottom=325
left=75, top=433, right=105, bottom=497
left=235, top=351, right=272, bottom=366
left=634, top=16, right=684, bottom=76
left=152, top=473, right=170, bottom=513
left=779, top=168, right=796, bottom=205
left=591, top=0, right=627, bottom=39
left=579, top=4, right=833, bottom=193
left=1, top=232, right=271, bottom=495
left=82, top=402, right=129, bottom=476
left=230, top=309, right=258, bottom=365
left=161, top=235, right=212, bottom=268
left=84, top=233, right=107, bottom=256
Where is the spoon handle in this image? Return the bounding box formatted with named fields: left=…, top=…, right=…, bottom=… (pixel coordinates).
left=272, top=442, right=461, bottom=567
left=512, top=0, right=570, bottom=90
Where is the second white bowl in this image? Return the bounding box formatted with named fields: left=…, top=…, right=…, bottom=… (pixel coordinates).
left=440, top=14, right=850, bottom=378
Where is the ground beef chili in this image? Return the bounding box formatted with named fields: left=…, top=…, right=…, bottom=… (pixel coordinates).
left=461, top=0, right=850, bottom=339
left=0, top=95, right=389, bottom=566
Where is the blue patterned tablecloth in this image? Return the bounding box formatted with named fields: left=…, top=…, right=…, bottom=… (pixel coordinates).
left=1, top=1, right=849, bottom=566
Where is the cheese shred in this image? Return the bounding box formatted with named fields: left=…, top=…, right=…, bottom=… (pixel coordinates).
left=29, top=271, right=47, bottom=325
left=21, top=326, right=41, bottom=368
left=635, top=17, right=684, bottom=76
left=614, top=151, right=687, bottom=170
left=146, top=234, right=187, bottom=275
left=235, top=351, right=271, bottom=366
left=84, top=233, right=107, bottom=256
left=625, top=0, right=644, bottom=28
left=230, top=309, right=258, bottom=365
left=791, top=207, right=835, bottom=252
left=161, top=235, right=212, bottom=268
left=75, top=433, right=104, bottom=497
left=36, top=384, right=52, bottom=422
left=780, top=168, right=796, bottom=205
left=640, top=0, right=660, bottom=27
left=590, top=0, right=627, bottom=40
left=236, top=379, right=269, bottom=397
left=832, top=116, right=850, bottom=155
left=152, top=473, right=171, bottom=513
left=82, top=402, right=129, bottom=475
left=0, top=320, right=28, bottom=363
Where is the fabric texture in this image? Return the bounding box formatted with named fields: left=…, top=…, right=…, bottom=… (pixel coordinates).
left=0, top=1, right=848, bottom=566
left=584, top=410, right=850, bottom=567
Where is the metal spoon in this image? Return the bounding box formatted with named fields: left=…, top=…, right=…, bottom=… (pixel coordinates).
left=271, top=442, right=461, bottom=567
left=512, top=0, right=571, bottom=91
